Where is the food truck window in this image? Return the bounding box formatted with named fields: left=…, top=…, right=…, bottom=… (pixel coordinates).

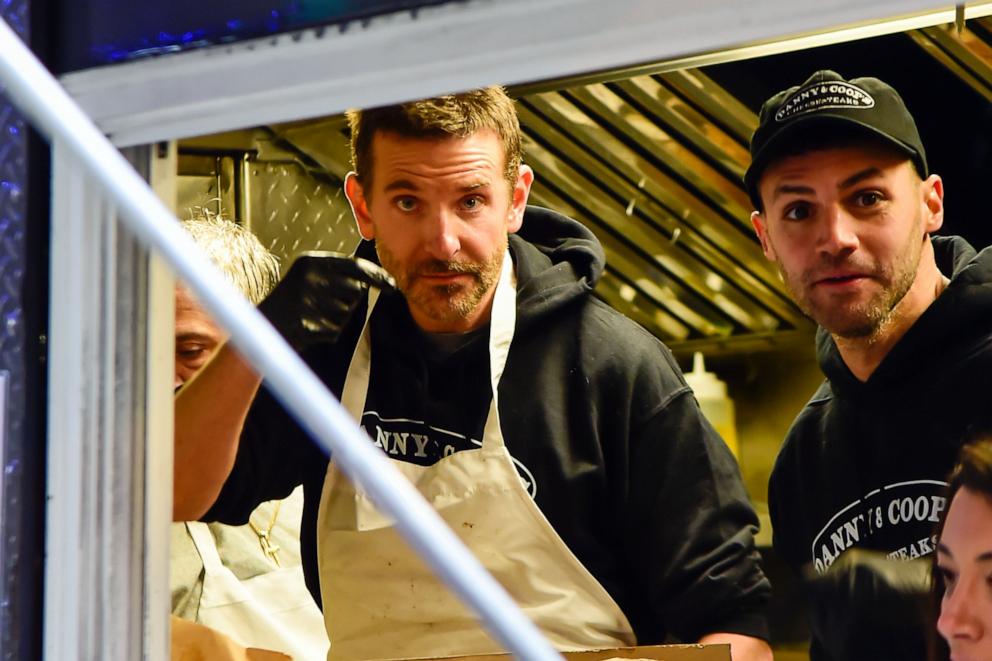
left=165, top=16, right=992, bottom=655
left=44, top=3, right=992, bottom=659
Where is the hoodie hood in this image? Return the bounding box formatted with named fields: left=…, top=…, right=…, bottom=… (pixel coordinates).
left=510, top=206, right=605, bottom=328
left=817, top=235, right=992, bottom=392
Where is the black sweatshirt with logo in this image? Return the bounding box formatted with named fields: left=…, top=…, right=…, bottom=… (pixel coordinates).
left=769, top=236, right=992, bottom=660
left=206, top=206, right=771, bottom=644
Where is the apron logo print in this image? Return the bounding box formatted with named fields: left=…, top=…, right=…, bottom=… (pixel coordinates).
left=363, top=415, right=463, bottom=463
left=361, top=411, right=538, bottom=498
left=371, top=426, right=432, bottom=458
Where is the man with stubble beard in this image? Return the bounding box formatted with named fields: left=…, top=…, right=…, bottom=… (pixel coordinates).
left=174, top=87, right=772, bottom=660
left=747, top=70, right=992, bottom=661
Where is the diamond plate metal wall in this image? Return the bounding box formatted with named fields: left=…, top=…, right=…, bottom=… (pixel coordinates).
left=245, top=161, right=358, bottom=271
left=0, top=0, right=38, bottom=659
left=176, top=149, right=359, bottom=273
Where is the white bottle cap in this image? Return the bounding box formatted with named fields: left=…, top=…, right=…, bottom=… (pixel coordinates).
left=685, top=351, right=728, bottom=399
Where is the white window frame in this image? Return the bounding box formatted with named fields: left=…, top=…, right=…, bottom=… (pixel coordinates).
left=46, top=143, right=175, bottom=661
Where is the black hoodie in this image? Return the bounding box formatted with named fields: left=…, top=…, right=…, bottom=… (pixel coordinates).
left=768, top=236, right=992, bottom=660
left=207, top=206, right=771, bottom=644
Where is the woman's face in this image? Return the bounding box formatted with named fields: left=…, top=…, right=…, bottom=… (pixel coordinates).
left=937, top=487, right=992, bottom=661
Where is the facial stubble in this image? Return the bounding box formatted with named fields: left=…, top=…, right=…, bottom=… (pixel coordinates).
left=778, top=209, right=925, bottom=341
left=376, top=236, right=507, bottom=325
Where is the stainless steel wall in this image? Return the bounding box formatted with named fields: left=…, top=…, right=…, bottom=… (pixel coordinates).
left=177, top=133, right=358, bottom=272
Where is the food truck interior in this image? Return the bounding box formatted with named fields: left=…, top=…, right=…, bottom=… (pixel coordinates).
left=16, top=3, right=989, bottom=660
left=165, top=15, right=992, bottom=657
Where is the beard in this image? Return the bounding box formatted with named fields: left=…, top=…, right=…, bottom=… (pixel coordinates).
left=782, top=223, right=924, bottom=340
left=376, top=237, right=507, bottom=326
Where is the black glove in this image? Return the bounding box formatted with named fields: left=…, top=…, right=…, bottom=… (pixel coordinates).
left=258, top=251, right=395, bottom=351
left=804, top=549, right=931, bottom=661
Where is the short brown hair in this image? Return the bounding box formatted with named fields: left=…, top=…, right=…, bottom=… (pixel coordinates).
left=347, top=86, right=522, bottom=193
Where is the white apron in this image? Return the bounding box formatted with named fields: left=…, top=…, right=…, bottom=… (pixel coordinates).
left=188, top=490, right=330, bottom=660
left=316, top=252, right=636, bottom=660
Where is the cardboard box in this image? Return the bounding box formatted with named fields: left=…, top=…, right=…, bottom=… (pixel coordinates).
left=406, top=643, right=730, bottom=661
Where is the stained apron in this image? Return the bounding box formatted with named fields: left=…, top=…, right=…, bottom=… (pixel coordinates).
left=316, top=251, right=635, bottom=659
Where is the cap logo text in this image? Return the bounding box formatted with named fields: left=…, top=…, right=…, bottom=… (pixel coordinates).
left=775, top=81, right=875, bottom=122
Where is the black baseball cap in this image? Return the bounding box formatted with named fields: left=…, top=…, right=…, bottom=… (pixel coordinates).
left=744, top=70, right=928, bottom=209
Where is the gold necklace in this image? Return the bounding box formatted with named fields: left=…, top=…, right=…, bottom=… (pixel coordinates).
left=247, top=500, right=282, bottom=566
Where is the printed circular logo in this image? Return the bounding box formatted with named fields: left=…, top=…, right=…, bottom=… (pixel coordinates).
left=775, top=81, right=875, bottom=122
left=810, top=479, right=946, bottom=574
left=361, top=410, right=539, bottom=498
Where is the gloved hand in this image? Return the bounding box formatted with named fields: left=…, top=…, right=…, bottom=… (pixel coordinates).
left=804, top=549, right=931, bottom=661
left=258, top=251, right=395, bottom=352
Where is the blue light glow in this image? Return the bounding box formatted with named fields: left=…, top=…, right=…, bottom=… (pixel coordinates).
left=66, top=0, right=460, bottom=71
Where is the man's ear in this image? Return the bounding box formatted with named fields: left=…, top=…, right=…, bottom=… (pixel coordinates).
left=751, top=210, right=777, bottom=261
left=506, top=164, right=534, bottom=235
left=922, top=174, right=944, bottom=234
left=345, top=172, right=375, bottom=241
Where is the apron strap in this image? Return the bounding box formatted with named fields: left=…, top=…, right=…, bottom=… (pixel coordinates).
left=482, top=250, right=516, bottom=446
left=488, top=250, right=516, bottom=397
left=186, top=521, right=226, bottom=575
left=344, top=254, right=516, bottom=449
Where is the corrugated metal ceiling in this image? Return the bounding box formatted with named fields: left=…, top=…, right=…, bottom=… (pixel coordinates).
left=179, top=18, right=992, bottom=355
